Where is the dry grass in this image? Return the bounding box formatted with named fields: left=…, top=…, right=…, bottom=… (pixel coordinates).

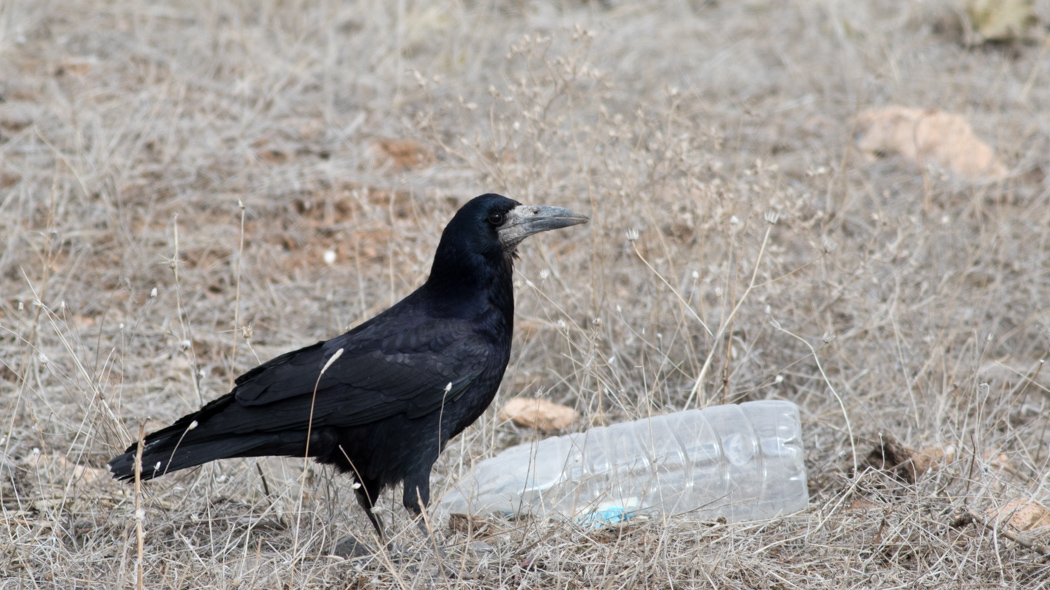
left=2, top=0, right=1050, bottom=587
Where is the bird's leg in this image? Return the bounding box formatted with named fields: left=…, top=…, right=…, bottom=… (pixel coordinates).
left=403, top=474, right=458, bottom=576
left=355, top=483, right=387, bottom=545
left=332, top=479, right=385, bottom=558
left=413, top=515, right=449, bottom=560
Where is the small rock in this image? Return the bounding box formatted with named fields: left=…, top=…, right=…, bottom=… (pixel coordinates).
left=986, top=498, right=1050, bottom=531
left=848, top=497, right=882, bottom=511
left=853, top=106, right=1007, bottom=180
left=864, top=434, right=954, bottom=483
left=966, top=0, right=1039, bottom=43
left=499, top=397, right=575, bottom=431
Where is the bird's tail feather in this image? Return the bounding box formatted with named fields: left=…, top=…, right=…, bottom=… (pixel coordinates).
left=108, top=436, right=275, bottom=481
left=108, top=420, right=313, bottom=481
left=108, top=392, right=339, bottom=481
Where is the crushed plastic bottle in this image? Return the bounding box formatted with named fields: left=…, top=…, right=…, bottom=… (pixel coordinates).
left=439, top=400, right=808, bottom=524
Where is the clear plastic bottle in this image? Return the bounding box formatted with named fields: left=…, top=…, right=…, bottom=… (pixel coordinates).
left=438, top=400, right=808, bottom=523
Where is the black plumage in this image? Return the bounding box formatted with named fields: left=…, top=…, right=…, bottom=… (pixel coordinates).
left=108, top=193, right=587, bottom=544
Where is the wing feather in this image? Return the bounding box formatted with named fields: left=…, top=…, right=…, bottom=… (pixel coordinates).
left=231, top=314, right=491, bottom=428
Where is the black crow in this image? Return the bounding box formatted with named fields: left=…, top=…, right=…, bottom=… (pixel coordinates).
left=109, top=193, right=587, bottom=549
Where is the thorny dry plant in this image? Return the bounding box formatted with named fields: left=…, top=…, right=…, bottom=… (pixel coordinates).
left=2, top=0, right=1050, bottom=588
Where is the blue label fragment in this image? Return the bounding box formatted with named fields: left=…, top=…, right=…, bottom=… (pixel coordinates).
left=576, top=505, right=632, bottom=527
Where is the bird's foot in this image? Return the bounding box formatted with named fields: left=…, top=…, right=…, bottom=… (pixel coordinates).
left=331, top=533, right=377, bottom=559
left=331, top=530, right=462, bottom=578
left=330, top=535, right=428, bottom=566
left=413, top=519, right=463, bottom=578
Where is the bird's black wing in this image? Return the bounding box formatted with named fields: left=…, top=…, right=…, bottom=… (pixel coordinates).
left=230, top=315, right=492, bottom=429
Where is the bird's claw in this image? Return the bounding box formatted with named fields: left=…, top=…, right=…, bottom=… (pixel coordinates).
left=331, top=533, right=377, bottom=559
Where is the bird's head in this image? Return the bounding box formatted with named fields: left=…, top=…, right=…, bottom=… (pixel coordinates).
left=427, top=194, right=588, bottom=294
left=437, top=193, right=588, bottom=258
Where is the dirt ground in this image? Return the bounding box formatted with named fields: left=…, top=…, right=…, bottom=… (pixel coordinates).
left=2, top=0, right=1050, bottom=587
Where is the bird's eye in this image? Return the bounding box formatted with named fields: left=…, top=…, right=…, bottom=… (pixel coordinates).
left=487, top=212, right=504, bottom=225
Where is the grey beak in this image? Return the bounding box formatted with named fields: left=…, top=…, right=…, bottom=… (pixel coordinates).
left=498, top=205, right=589, bottom=250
